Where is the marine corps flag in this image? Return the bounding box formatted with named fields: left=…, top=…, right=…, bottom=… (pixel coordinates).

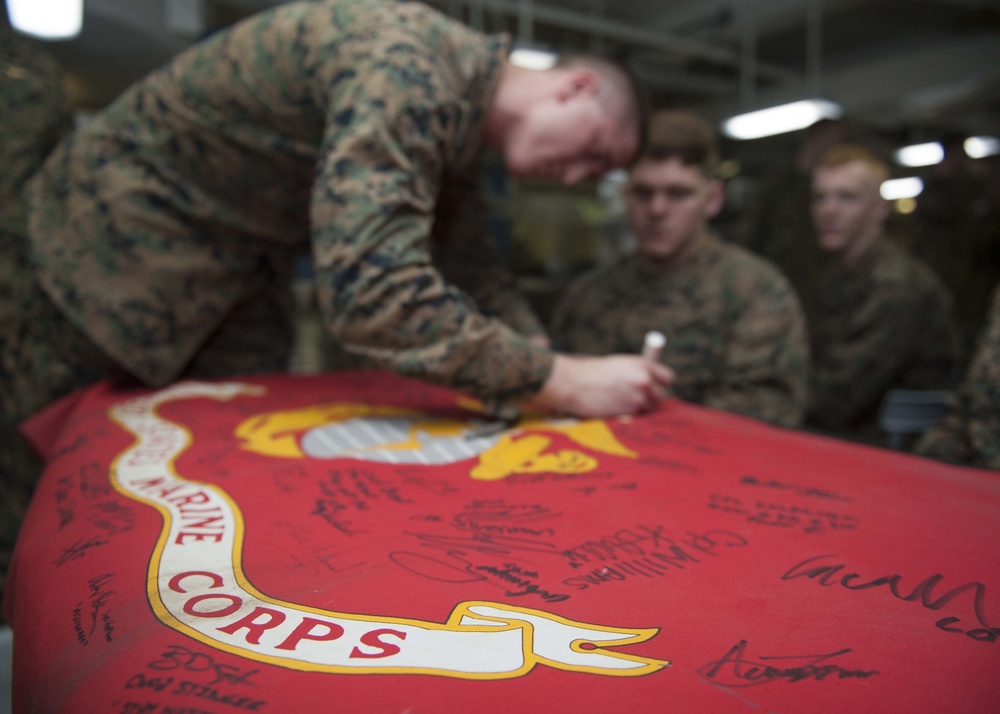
left=5, top=372, right=999, bottom=713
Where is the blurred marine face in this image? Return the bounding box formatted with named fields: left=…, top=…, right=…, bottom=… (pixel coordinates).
left=811, top=160, right=889, bottom=255
left=502, top=76, right=638, bottom=186
left=624, top=157, right=723, bottom=264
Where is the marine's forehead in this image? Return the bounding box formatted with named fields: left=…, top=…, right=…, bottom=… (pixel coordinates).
left=812, top=160, right=879, bottom=191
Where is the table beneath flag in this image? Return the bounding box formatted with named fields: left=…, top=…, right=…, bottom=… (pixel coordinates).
left=5, top=371, right=999, bottom=713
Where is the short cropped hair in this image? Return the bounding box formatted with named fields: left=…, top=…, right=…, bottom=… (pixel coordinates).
left=555, top=54, right=650, bottom=164
left=816, top=144, right=891, bottom=184
left=641, top=109, right=719, bottom=178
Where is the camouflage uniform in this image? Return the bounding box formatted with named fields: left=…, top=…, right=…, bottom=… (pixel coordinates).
left=549, top=236, right=809, bottom=427
left=805, top=239, right=962, bottom=438
left=2, top=0, right=551, bottom=599
left=0, top=26, right=73, bottom=607
left=916, top=284, right=1000, bottom=470
left=8, top=0, right=551, bottom=408
left=0, top=26, right=73, bottom=332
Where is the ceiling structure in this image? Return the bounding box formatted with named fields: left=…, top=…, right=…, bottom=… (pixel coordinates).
left=27, top=0, right=1000, bottom=150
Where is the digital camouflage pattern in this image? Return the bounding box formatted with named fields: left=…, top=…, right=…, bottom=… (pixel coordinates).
left=805, top=239, right=962, bottom=437
left=916, top=284, right=1000, bottom=470
left=0, top=26, right=73, bottom=606
left=23, top=0, right=550, bottom=411
left=0, top=26, right=72, bottom=332
left=3, top=0, right=552, bottom=607
left=549, top=236, right=809, bottom=427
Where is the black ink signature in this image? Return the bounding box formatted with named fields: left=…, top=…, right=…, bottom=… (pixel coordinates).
left=709, top=494, right=858, bottom=535
left=458, top=499, right=559, bottom=523
left=623, top=428, right=720, bottom=455
left=740, top=475, right=853, bottom=502
left=507, top=470, right=614, bottom=484
left=392, top=501, right=563, bottom=585
left=475, top=563, right=570, bottom=602
left=311, top=497, right=366, bottom=537
left=396, top=468, right=460, bottom=495
left=404, top=530, right=561, bottom=557
left=54, top=535, right=110, bottom=566
left=88, top=499, right=136, bottom=536
left=783, top=555, right=999, bottom=642
left=698, top=640, right=879, bottom=687
left=562, top=525, right=746, bottom=568
left=390, top=517, right=561, bottom=586
left=79, top=462, right=112, bottom=500
left=636, top=456, right=700, bottom=474
left=54, top=474, right=76, bottom=530
left=49, top=434, right=89, bottom=459
left=389, top=551, right=487, bottom=584
left=452, top=519, right=555, bottom=538
left=147, top=644, right=260, bottom=688
left=563, top=528, right=749, bottom=590
left=87, top=573, right=116, bottom=642
left=450, top=500, right=558, bottom=536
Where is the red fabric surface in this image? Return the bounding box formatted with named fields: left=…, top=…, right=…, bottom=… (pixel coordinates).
left=6, top=371, right=1000, bottom=714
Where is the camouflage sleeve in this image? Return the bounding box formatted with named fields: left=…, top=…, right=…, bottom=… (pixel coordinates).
left=548, top=270, right=612, bottom=354
left=308, top=40, right=552, bottom=412
left=913, top=392, right=976, bottom=466
left=431, top=176, right=546, bottom=338
left=0, top=30, right=74, bottom=329
left=808, top=286, right=955, bottom=430
left=964, top=286, right=1000, bottom=469
left=917, top=284, right=1000, bottom=469
left=702, top=273, right=809, bottom=428
left=547, top=280, right=577, bottom=351
left=0, top=31, right=74, bottom=193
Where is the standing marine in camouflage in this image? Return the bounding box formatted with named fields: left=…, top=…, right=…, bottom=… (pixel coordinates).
left=0, top=19, right=73, bottom=608
left=2, top=0, right=675, bottom=595
left=551, top=111, right=809, bottom=427
left=916, top=283, right=1000, bottom=470
left=806, top=144, right=962, bottom=441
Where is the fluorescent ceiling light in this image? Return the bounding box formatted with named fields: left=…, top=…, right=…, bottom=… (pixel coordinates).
left=8, top=0, right=83, bottom=40
left=721, top=99, right=843, bottom=140
left=964, top=136, right=1000, bottom=159
left=510, top=48, right=558, bottom=71
left=894, top=142, right=944, bottom=167
left=880, top=177, right=924, bottom=201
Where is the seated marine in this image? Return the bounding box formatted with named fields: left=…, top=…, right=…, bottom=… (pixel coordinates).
left=550, top=110, right=809, bottom=427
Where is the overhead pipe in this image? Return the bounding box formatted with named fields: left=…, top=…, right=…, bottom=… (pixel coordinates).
left=518, top=0, right=534, bottom=44
left=436, top=0, right=798, bottom=83
left=806, top=0, right=823, bottom=96
left=469, top=0, right=484, bottom=30
left=589, top=0, right=606, bottom=54
left=740, top=17, right=757, bottom=108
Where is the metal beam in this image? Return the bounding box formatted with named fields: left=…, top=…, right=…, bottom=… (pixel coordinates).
left=699, top=30, right=1000, bottom=131
left=432, top=0, right=798, bottom=83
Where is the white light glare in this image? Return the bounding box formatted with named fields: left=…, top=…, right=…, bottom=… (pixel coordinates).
left=894, top=142, right=944, bottom=167
left=964, top=136, right=1000, bottom=160
left=8, top=0, right=83, bottom=40
left=510, top=48, right=558, bottom=71
left=880, top=177, right=924, bottom=201
left=721, top=99, right=843, bottom=140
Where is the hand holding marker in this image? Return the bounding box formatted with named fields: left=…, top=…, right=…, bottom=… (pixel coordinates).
left=642, top=330, right=667, bottom=362
left=640, top=331, right=669, bottom=408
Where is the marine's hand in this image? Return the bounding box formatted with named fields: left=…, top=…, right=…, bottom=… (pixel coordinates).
left=532, top=354, right=675, bottom=418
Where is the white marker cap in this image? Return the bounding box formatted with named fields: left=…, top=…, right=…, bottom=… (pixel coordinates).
left=642, top=330, right=667, bottom=361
